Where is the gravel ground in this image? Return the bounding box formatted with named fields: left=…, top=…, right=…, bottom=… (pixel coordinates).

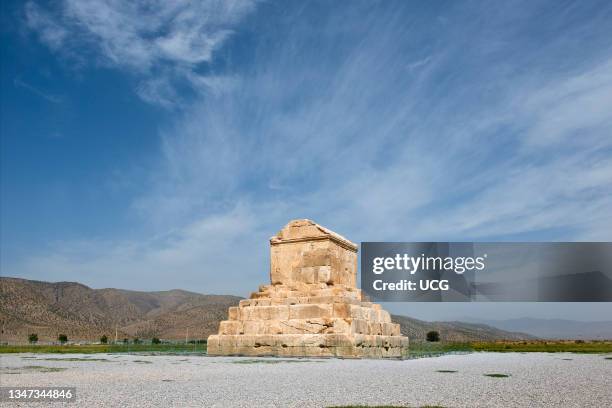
left=1, top=352, right=611, bottom=407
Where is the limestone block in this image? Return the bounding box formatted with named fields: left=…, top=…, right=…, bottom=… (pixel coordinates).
left=219, top=321, right=243, bottom=335
left=299, top=266, right=316, bottom=284
left=289, top=304, right=332, bottom=319
left=302, top=248, right=331, bottom=267
left=351, top=319, right=369, bottom=334
left=278, top=319, right=326, bottom=334
left=382, top=323, right=400, bottom=336
left=297, top=266, right=332, bottom=284
left=328, top=318, right=351, bottom=334
left=349, top=305, right=372, bottom=320
left=242, top=320, right=264, bottom=334
left=316, top=266, right=331, bottom=283
left=241, top=305, right=290, bottom=321
left=228, top=306, right=240, bottom=321
left=377, top=309, right=391, bottom=323
left=252, top=298, right=271, bottom=306
left=332, top=302, right=351, bottom=318
left=365, top=307, right=378, bottom=321
left=369, top=322, right=383, bottom=335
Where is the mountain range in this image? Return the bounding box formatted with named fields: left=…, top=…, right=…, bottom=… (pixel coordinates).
left=0, top=277, right=239, bottom=342
left=466, top=317, right=612, bottom=340
left=1, top=277, right=533, bottom=343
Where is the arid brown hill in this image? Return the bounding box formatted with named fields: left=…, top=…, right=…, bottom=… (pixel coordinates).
left=0, top=277, right=240, bottom=343
left=0, top=277, right=532, bottom=343
left=392, top=315, right=534, bottom=342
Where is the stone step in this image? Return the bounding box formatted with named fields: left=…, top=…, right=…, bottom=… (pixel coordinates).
left=239, top=295, right=363, bottom=307
left=218, top=318, right=401, bottom=336
left=250, top=285, right=362, bottom=300
left=227, top=303, right=391, bottom=323
left=207, top=333, right=408, bottom=358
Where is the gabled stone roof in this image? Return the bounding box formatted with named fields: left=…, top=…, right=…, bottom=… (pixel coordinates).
left=270, top=219, right=357, bottom=251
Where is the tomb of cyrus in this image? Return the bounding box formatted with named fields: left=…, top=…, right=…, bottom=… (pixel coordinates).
left=207, top=219, right=409, bottom=357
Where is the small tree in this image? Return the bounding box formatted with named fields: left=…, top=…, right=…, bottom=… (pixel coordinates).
left=122, top=338, right=128, bottom=344
left=133, top=337, right=141, bottom=344
left=426, top=330, right=440, bottom=342
left=100, top=335, right=108, bottom=344
left=28, top=333, right=38, bottom=344
left=58, top=334, right=68, bottom=344
left=152, top=337, right=161, bottom=344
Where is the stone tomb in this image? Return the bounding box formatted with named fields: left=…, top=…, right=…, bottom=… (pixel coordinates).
left=207, top=219, right=409, bottom=357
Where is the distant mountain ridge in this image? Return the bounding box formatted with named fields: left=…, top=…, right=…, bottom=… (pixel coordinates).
left=0, top=277, right=240, bottom=342
left=1, top=277, right=532, bottom=343
left=466, top=317, right=612, bottom=340
left=391, top=315, right=533, bottom=342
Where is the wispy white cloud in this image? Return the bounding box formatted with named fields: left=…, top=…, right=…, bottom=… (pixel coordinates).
left=24, top=0, right=257, bottom=107
left=520, top=59, right=612, bottom=148
left=13, top=78, right=63, bottom=103
left=136, top=76, right=180, bottom=110
left=24, top=2, right=68, bottom=51
left=17, top=204, right=267, bottom=293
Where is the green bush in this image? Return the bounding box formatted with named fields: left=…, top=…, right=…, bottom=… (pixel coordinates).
left=152, top=337, right=161, bottom=344
left=28, top=333, right=38, bottom=344
left=58, top=334, right=68, bottom=344
left=100, top=335, right=108, bottom=344
left=426, top=331, right=440, bottom=342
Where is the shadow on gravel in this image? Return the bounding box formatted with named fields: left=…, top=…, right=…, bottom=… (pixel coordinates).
left=484, top=373, right=511, bottom=378
left=36, top=357, right=109, bottom=362
left=1, top=365, right=68, bottom=374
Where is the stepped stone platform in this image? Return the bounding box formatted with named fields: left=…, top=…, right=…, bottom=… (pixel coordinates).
left=207, top=219, right=408, bottom=358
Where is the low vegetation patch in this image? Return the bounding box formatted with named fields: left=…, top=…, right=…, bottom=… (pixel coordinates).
left=0, top=343, right=207, bottom=354
left=484, top=373, right=511, bottom=378
left=23, top=365, right=68, bottom=372
left=403, top=342, right=472, bottom=359
left=390, top=340, right=612, bottom=359
left=471, top=340, right=612, bottom=353
left=436, top=370, right=457, bottom=373
left=38, top=357, right=109, bottom=362
left=133, top=360, right=153, bottom=364
left=1, top=365, right=68, bottom=374
left=4, top=340, right=610, bottom=357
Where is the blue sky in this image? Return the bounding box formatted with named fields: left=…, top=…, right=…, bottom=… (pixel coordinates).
left=1, top=0, right=611, bottom=321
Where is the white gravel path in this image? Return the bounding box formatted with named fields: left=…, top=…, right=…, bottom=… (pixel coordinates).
left=1, top=352, right=611, bottom=407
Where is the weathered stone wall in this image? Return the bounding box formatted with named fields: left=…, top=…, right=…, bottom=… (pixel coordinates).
left=269, top=220, right=357, bottom=287
left=208, top=219, right=408, bottom=358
